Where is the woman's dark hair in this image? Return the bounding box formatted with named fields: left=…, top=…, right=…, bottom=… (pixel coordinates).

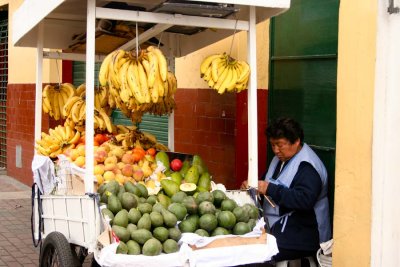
left=266, top=117, right=304, bottom=144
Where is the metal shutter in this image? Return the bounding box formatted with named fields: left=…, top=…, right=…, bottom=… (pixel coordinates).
left=0, top=11, right=7, bottom=169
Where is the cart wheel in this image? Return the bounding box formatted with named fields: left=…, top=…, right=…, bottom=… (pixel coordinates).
left=40, top=232, right=76, bottom=267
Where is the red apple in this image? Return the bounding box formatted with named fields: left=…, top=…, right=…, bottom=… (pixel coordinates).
left=170, top=159, right=183, bottom=171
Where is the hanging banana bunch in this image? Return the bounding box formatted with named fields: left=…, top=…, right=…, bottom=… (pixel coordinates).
left=200, top=53, right=250, bottom=94
left=42, top=83, right=76, bottom=120
left=98, top=46, right=177, bottom=122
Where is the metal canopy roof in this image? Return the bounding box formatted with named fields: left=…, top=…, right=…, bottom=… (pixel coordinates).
left=13, top=0, right=290, bottom=57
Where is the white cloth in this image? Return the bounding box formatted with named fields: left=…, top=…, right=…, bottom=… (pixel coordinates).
left=31, top=155, right=56, bottom=194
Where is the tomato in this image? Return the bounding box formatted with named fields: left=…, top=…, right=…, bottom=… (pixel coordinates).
left=146, top=147, right=156, bottom=156
left=133, top=147, right=146, bottom=158
left=132, top=152, right=142, bottom=162
left=94, top=133, right=104, bottom=145
left=170, top=158, right=183, bottom=171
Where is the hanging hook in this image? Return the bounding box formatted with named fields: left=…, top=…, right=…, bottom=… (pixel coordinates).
left=228, top=19, right=239, bottom=58
left=135, top=21, right=139, bottom=59
left=56, top=51, right=61, bottom=87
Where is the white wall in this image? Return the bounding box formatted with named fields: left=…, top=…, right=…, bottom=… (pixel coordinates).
left=371, top=2, right=400, bottom=266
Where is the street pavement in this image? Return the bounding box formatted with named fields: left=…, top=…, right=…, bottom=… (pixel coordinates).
left=0, top=174, right=39, bottom=266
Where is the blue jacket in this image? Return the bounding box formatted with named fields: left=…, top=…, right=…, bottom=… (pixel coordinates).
left=263, top=143, right=331, bottom=251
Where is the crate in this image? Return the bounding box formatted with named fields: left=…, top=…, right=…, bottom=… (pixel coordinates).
left=34, top=194, right=102, bottom=252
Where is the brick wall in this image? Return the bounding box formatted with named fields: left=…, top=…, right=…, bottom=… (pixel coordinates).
left=7, top=84, right=51, bottom=186
left=174, top=89, right=237, bottom=189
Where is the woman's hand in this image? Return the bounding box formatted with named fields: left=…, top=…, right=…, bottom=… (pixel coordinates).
left=257, top=180, right=269, bottom=195
left=240, top=180, right=249, bottom=190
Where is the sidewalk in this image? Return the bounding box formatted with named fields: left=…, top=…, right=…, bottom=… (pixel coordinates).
left=0, top=175, right=39, bottom=266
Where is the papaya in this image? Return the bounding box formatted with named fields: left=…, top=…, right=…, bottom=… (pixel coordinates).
left=197, top=172, right=211, bottom=191
left=192, top=155, right=208, bottom=175
left=155, top=151, right=170, bottom=172
left=161, top=179, right=180, bottom=197
left=184, top=166, right=199, bottom=184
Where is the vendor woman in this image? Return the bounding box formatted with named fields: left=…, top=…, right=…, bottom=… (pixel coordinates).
left=242, top=117, right=331, bottom=263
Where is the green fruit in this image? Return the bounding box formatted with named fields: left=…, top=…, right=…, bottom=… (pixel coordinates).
left=168, top=227, right=182, bottom=242
left=121, top=192, right=138, bottom=210
left=247, top=218, right=257, bottom=230
left=182, top=196, right=198, bottom=214
left=186, top=214, right=200, bottom=228
left=212, top=190, right=227, bottom=207
left=242, top=203, right=260, bottom=220
left=199, top=214, right=218, bottom=232
left=100, top=192, right=109, bottom=204
left=117, top=185, right=126, bottom=201
left=105, top=180, right=120, bottom=195
left=126, top=240, right=141, bottom=255
left=116, top=241, right=128, bottom=254
left=150, top=211, right=164, bottom=228
left=131, top=229, right=153, bottom=245
left=152, top=202, right=166, bottom=213
left=137, top=202, right=153, bottom=214
left=196, top=187, right=208, bottom=193
left=233, top=222, right=252, bottom=235
left=179, top=183, right=197, bottom=195
left=195, top=229, right=210, bottom=237
left=171, top=191, right=187, bottom=203
left=198, top=201, right=216, bottom=215
left=161, top=179, right=180, bottom=197
left=97, top=183, right=107, bottom=195
left=101, top=208, right=114, bottom=225
left=107, top=195, right=122, bottom=215
left=161, top=209, right=178, bottom=228
left=197, top=172, right=211, bottom=191
left=113, top=209, right=129, bottom=227
left=179, top=160, right=191, bottom=177
left=126, top=223, right=137, bottom=234
left=124, top=181, right=137, bottom=194
left=163, top=239, right=179, bottom=254
left=184, top=166, right=199, bottom=184
left=178, top=219, right=197, bottom=233
left=170, top=172, right=183, bottom=185
left=127, top=208, right=141, bottom=224
left=136, top=183, right=148, bottom=198
left=153, top=226, right=169, bottom=242
left=217, top=210, right=236, bottom=230
left=142, top=238, right=162, bottom=256
left=168, top=203, right=187, bottom=221
left=211, top=227, right=230, bottom=236
left=220, top=199, right=237, bottom=212
left=155, top=151, right=170, bottom=172
left=157, top=194, right=171, bottom=208
left=233, top=206, right=249, bottom=223
left=192, top=155, right=208, bottom=175
left=146, top=195, right=158, bottom=205
left=196, top=191, right=214, bottom=204
left=112, top=225, right=130, bottom=243
left=138, top=197, right=147, bottom=204
left=137, top=213, right=152, bottom=230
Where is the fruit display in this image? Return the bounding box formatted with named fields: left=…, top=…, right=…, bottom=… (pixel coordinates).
left=99, top=46, right=177, bottom=122
left=98, top=180, right=261, bottom=256
left=200, top=53, right=250, bottom=94
left=42, top=83, right=76, bottom=120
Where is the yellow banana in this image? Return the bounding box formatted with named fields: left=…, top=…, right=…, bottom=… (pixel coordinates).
left=98, top=108, right=113, bottom=133
left=60, top=83, right=76, bottom=98
left=147, top=46, right=168, bottom=82
left=108, top=92, right=116, bottom=109
left=35, top=145, right=51, bottom=156
left=218, top=66, right=234, bottom=94
left=71, top=100, right=84, bottom=123
left=167, top=72, right=177, bottom=95
left=76, top=84, right=86, bottom=97
left=137, top=61, right=151, bottom=103
left=146, top=51, right=158, bottom=88
left=127, top=62, right=145, bottom=104
left=49, top=128, right=63, bottom=142
left=202, top=65, right=212, bottom=82
left=42, top=85, right=53, bottom=114
left=95, top=114, right=105, bottom=131
left=236, top=75, right=249, bottom=92
left=65, top=123, right=74, bottom=141
left=116, top=125, right=130, bottom=134
left=214, top=65, right=230, bottom=91
left=118, top=60, right=132, bottom=104
left=63, top=96, right=81, bottom=118
left=78, top=101, right=86, bottom=122
left=226, top=65, right=239, bottom=92
left=99, top=51, right=114, bottom=86
left=99, top=86, right=108, bottom=107
left=211, top=54, right=226, bottom=82
left=200, top=54, right=221, bottom=75
left=52, top=90, right=60, bottom=120
left=236, top=61, right=250, bottom=84
left=109, top=50, right=126, bottom=88
left=68, top=131, right=81, bottom=145
left=49, top=147, right=63, bottom=158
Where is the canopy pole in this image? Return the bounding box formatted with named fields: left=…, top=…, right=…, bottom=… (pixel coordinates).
left=247, top=6, right=259, bottom=188
left=34, top=22, right=44, bottom=152
left=84, top=0, right=96, bottom=193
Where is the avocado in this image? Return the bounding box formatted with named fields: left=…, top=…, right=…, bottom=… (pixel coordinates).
left=184, top=166, right=199, bottom=185
left=113, top=209, right=129, bottom=227
left=160, top=179, right=180, bottom=197
left=107, top=195, right=122, bottom=215
left=197, top=172, right=211, bottom=191
left=192, top=155, right=208, bottom=175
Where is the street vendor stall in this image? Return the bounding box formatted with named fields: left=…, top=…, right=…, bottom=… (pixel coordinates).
left=13, top=0, right=290, bottom=266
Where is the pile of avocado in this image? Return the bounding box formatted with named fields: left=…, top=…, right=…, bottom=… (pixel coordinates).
left=98, top=180, right=260, bottom=256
